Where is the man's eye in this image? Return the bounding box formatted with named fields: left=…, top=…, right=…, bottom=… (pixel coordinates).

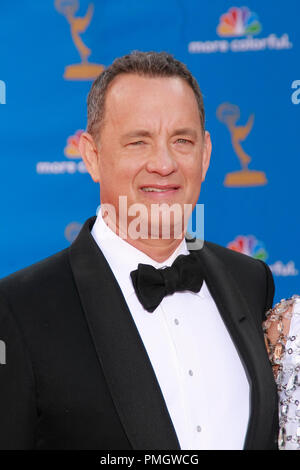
left=176, top=138, right=191, bottom=144
left=129, top=141, right=145, bottom=146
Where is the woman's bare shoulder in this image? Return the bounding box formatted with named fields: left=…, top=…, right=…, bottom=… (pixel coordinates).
left=263, top=295, right=300, bottom=374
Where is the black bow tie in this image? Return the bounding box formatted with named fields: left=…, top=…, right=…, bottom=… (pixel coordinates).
left=130, top=251, right=204, bottom=313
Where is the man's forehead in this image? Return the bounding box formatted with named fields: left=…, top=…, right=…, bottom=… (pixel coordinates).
left=106, top=73, right=193, bottom=102
left=101, top=73, right=202, bottom=134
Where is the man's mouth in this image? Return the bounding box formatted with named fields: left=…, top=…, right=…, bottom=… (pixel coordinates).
left=140, top=185, right=180, bottom=193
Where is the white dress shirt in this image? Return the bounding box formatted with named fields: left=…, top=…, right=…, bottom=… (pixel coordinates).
left=91, top=210, right=250, bottom=450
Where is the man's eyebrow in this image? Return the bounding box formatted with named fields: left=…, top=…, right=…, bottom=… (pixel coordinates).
left=121, top=128, right=199, bottom=140
left=172, top=128, right=198, bottom=139
left=122, top=130, right=152, bottom=139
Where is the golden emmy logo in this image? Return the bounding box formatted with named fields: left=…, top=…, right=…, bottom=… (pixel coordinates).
left=55, top=0, right=104, bottom=80
left=217, top=103, right=267, bottom=187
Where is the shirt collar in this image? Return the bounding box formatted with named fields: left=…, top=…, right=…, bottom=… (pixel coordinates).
left=91, top=209, right=190, bottom=298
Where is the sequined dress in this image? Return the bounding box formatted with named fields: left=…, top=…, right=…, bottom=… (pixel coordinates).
left=263, top=295, right=300, bottom=450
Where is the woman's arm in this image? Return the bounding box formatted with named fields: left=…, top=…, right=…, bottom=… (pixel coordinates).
left=263, top=295, right=300, bottom=450
left=263, top=300, right=293, bottom=378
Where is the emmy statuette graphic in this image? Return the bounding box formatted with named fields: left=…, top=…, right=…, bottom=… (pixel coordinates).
left=217, top=103, right=267, bottom=187
left=55, top=0, right=104, bottom=80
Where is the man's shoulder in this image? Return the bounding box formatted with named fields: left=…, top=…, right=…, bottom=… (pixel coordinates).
left=203, top=239, right=272, bottom=290
left=204, top=240, right=266, bottom=270
left=203, top=240, right=274, bottom=312
left=0, top=247, right=71, bottom=298
left=0, top=215, right=97, bottom=305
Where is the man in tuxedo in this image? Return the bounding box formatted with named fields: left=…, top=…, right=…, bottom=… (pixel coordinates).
left=0, top=51, right=278, bottom=450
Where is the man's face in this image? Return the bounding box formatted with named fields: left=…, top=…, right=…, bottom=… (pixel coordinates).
left=81, top=73, right=211, bottom=237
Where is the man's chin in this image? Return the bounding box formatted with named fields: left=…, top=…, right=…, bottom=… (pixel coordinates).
left=125, top=216, right=185, bottom=241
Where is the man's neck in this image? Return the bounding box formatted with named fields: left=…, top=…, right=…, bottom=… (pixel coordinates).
left=102, top=213, right=185, bottom=263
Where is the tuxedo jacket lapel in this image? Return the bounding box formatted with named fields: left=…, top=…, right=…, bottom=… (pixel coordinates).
left=69, top=217, right=180, bottom=450
left=195, top=243, right=278, bottom=450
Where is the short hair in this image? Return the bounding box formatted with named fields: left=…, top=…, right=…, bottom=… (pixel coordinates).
left=87, top=51, right=205, bottom=142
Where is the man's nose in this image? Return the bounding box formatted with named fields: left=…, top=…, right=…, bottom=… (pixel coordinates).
left=145, top=145, right=178, bottom=175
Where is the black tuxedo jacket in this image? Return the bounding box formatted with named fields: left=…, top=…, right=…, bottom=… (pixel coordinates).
left=0, top=216, right=278, bottom=450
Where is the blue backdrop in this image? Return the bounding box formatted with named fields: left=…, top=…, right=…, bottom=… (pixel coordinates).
left=0, top=0, right=299, bottom=303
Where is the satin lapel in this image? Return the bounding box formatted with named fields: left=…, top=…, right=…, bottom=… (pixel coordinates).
left=68, top=217, right=180, bottom=450
left=195, top=243, right=278, bottom=450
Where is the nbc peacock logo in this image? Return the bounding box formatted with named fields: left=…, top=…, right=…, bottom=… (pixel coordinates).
left=227, top=235, right=268, bottom=260
left=227, top=235, right=298, bottom=277
left=64, top=129, right=84, bottom=158
left=188, top=5, right=292, bottom=54
left=217, top=6, right=261, bottom=37
left=36, top=129, right=87, bottom=174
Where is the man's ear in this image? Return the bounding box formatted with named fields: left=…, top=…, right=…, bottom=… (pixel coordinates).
left=78, top=132, right=101, bottom=182
left=201, top=130, right=212, bottom=182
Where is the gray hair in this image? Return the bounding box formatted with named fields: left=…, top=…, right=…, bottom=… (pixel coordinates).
left=87, top=51, right=205, bottom=142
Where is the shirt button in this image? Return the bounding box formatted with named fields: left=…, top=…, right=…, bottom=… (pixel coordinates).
left=188, top=370, right=193, bottom=376
left=196, top=425, right=202, bottom=433
left=174, top=318, right=179, bottom=325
